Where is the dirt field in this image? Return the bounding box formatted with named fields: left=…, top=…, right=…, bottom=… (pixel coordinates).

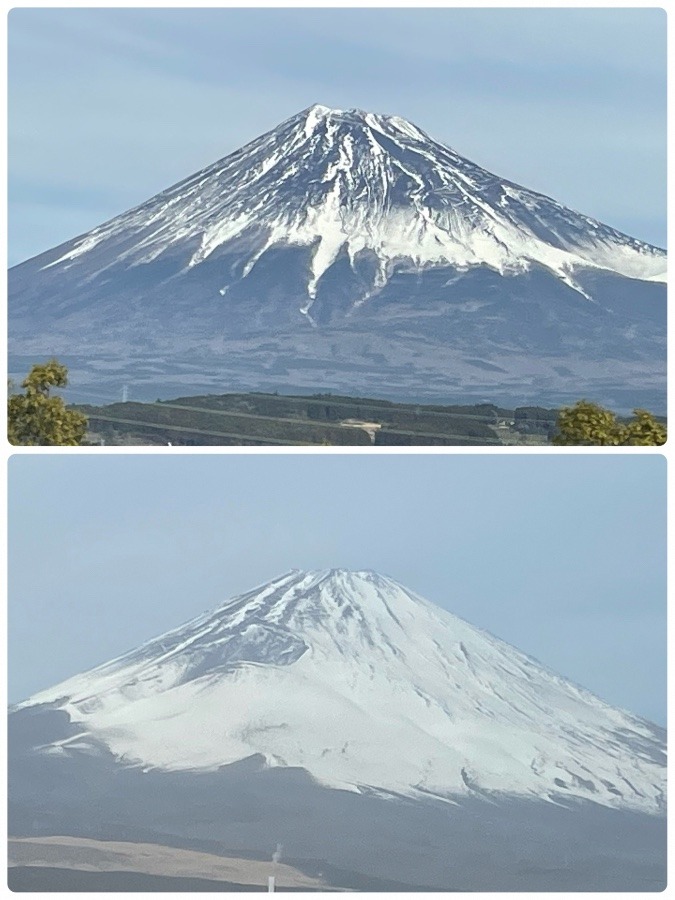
left=8, top=835, right=329, bottom=889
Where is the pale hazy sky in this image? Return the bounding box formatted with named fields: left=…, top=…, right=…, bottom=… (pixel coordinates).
left=8, top=453, right=666, bottom=725
left=7, top=7, right=666, bottom=266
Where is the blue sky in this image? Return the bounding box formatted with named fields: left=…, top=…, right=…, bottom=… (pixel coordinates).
left=7, top=7, right=666, bottom=266
left=8, top=453, right=666, bottom=725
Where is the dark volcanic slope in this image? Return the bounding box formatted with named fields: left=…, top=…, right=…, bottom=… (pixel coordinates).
left=8, top=745, right=666, bottom=891
left=9, top=105, right=666, bottom=410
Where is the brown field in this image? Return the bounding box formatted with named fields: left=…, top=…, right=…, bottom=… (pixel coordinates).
left=8, top=835, right=330, bottom=889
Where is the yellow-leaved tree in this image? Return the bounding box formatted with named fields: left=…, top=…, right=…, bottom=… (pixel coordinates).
left=8, top=360, right=88, bottom=446
left=553, top=400, right=666, bottom=446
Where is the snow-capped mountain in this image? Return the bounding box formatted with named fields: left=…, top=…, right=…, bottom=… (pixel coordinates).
left=9, top=569, right=666, bottom=890
left=29, top=105, right=666, bottom=306
left=15, top=569, right=665, bottom=815
left=9, top=106, right=666, bottom=410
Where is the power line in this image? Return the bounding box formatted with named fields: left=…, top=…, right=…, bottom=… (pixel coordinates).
left=64, top=386, right=558, bottom=427
left=85, top=414, right=319, bottom=446
left=85, top=413, right=516, bottom=446
left=78, top=396, right=547, bottom=429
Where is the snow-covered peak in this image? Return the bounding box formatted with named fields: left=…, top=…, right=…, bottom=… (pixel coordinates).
left=292, top=105, right=428, bottom=141
left=40, top=105, right=666, bottom=318
left=18, top=569, right=665, bottom=816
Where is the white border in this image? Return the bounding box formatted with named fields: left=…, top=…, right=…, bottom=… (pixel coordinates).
left=1, top=5, right=670, bottom=900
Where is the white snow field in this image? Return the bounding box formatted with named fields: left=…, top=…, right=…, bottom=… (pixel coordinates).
left=19, top=569, right=665, bottom=816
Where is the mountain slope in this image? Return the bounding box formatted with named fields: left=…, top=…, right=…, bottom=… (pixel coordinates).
left=14, top=569, right=665, bottom=815
left=8, top=106, right=666, bottom=410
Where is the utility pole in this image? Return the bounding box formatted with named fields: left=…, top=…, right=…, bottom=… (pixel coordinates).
left=268, top=842, right=282, bottom=892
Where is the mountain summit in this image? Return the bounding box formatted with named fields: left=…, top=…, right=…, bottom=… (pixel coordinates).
left=9, top=106, right=666, bottom=409
left=15, top=569, right=665, bottom=815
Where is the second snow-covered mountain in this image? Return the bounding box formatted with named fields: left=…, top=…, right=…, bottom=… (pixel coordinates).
left=16, top=569, right=665, bottom=814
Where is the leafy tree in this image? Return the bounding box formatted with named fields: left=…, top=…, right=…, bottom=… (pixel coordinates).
left=8, top=360, right=88, bottom=445
left=553, top=401, right=622, bottom=446
left=553, top=400, right=666, bottom=446
left=621, top=409, right=667, bottom=446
